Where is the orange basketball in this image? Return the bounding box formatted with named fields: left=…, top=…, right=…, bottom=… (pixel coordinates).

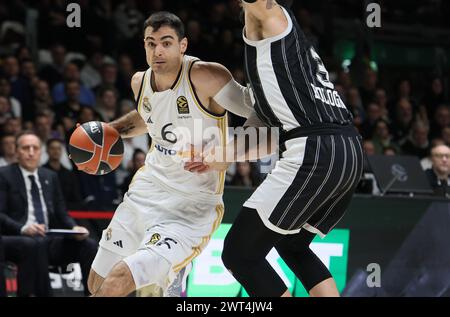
left=69, top=121, right=123, bottom=175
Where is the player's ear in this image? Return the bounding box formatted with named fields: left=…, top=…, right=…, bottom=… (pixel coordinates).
left=180, top=37, right=188, bottom=54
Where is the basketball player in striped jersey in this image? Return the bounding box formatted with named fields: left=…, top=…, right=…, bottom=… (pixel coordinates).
left=188, top=0, right=364, bottom=297
left=87, top=12, right=260, bottom=296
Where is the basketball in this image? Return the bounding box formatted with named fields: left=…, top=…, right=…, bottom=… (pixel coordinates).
left=69, top=121, right=124, bottom=175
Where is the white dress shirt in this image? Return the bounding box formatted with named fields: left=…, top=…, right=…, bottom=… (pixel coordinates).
left=19, top=166, right=49, bottom=229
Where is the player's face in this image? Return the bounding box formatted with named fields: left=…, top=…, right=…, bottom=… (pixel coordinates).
left=17, top=135, right=41, bottom=172
left=144, top=26, right=187, bottom=74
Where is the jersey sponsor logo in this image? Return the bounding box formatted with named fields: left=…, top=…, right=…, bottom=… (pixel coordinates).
left=143, top=97, right=152, bottom=113
left=155, top=143, right=177, bottom=156
left=177, top=96, right=190, bottom=114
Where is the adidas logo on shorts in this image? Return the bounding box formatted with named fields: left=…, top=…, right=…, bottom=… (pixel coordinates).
left=113, top=240, right=123, bottom=248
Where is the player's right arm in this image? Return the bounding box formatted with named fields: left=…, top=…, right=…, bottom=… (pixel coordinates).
left=109, top=72, right=148, bottom=138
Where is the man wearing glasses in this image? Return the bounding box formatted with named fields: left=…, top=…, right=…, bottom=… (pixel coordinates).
left=426, top=144, right=450, bottom=198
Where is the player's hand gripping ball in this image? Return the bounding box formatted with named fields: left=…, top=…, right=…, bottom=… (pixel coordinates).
left=69, top=121, right=123, bottom=175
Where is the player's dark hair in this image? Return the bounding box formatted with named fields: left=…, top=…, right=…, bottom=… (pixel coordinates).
left=143, top=11, right=185, bottom=40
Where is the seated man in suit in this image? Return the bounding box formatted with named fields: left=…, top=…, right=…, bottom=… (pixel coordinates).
left=0, top=131, right=97, bottom=296
left=425, top=144, right=450, bottom=198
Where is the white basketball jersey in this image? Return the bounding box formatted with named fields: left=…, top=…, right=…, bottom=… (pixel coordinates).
left=136, top=55, right=227, bottom=198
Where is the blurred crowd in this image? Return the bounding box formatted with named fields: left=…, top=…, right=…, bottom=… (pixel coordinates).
left=0, top=0, right=449, bottom=210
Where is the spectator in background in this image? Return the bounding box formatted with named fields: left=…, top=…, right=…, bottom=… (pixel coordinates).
left=441, top=126, right=450, bottom=146
left=357, top=140, right=379, bottom=195
left=361, top=102, right=382, bottom=139
left=421, top=138, right=445, bottom=170
left=20, top=59, right=39, bottom=89
left=3, top=56, right=33, bottom=121
left=78, top=171, right=119, bottom=211
left=34, top=113, right=72, bottom=170
left=86, top=0, right=115, bottom=53
left=93, top=62, right=118, bottom=96
left=0, top=96, right=14, bottom=126
left=113, top=0, right=145, bottom=62
left=114, top=0, right=144, bottom=43
left=363, top=140, right=376, bottom=156
left=33, top=80, right=53, bottom=114
left=1, top=117, right=22, bottom=136
left=52, top=62, right=95, bottom=106
left=81, top=51, right=105, bottom=89
left=38, top=43, right=67, bottom=88
left=372, top=119, right=401, bottom=155
left=43, top=139, right=82, bottom=210
left=389, top=78, right=417, bottom=111
left=337, top=70, right=352, bottom=91
left=120, top=149, right=146, bottom=196
left=391, top=97, right=414, bottom=144
left=359, top=68, right=378, bottom=107
left=431, top=105, right=450, bottom=139
left=116, top=54, right=135, bottom=99
left=0, top=76, right=22, bottom=118
left=346, top=87, right=365, bottom=131
left=230, top=162, right=260, bottom=188
left=425, top=144, right=450, bottom=198
left=401, top=121, right=430, bottom=159
left=0, top=134, right=17, bottom=167
left=296, top=8, right=319, bottom=49
left=374, top=88, right=390, bottom=122
left=78, top=106, right=100, bottom=124
left=422, top=77, right=446, bottom=120
left=95, top=86, right=119, bottom=123
left=54, top=80, right=90, bottom=124
left=383, top=146, right=397, bottom=156
left=186, top=20, right=210, bottom=60
left=16, top=46, right=32, bottom=63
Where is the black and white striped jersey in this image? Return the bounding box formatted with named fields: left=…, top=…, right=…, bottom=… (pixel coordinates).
left=243, top=6, right=353, bottom=133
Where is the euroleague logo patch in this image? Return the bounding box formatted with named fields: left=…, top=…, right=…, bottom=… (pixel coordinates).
left=176, top=96, right=189, bottom=114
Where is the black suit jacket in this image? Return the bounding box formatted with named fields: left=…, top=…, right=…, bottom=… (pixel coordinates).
left=425, top=168, right=450, bottom=198
left=0, top=164, right=76, bottom=235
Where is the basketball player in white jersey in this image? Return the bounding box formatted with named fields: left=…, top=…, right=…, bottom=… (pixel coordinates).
left=87, top=12, right=260, bottom=296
